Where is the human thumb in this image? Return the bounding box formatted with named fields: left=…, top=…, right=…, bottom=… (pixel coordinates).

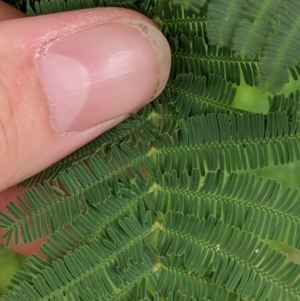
left=0, top=6, right=171, bottom=192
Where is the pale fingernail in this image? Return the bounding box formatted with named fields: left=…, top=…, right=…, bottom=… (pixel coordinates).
left=36, top=19, right=171, bottom=133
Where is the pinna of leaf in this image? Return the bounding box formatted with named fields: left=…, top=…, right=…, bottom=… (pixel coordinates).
left=1, top=0, right=300, bottom=301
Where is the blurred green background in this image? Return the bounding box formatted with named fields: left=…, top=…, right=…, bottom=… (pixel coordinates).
left=1, top=34, right=300, bottom=298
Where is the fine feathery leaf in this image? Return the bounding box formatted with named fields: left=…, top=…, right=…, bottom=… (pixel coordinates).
left=26, top=0, right=138, bottom=15
left=151, top=111, right=300, bottom=174
left=18, top=106, right=157, bottom=187
left=160, top=1, right=256, bottom=85
left=207, top=0, right=245, bottom=47
left=2, top=1, right=300, bottom=301
left=9, top=169, right=300, bottom=289
left=232, top=0, right=283, bottom=57
left=169, top=31, right=259, bottom=86
left=155, top=169, right=300, bottom=249
left=3, top=212, right=300, bottom=301
left=161, top=0, right=208, bottom=37
left=268, top=91, right=300, bottom=120
left=2, top=110, right=300, bottom=246
left=159, top=212, right=300, bottom=301
left=164, top=73, right=237, bottom=118
left=1, top=139, right=155, bottom=246
left=258, top=0, right=300, bottom=93
left=1, top=214, right=155, bottom=301
left=171, top=0, right=206, bottom=13
left=289, top=63, right=300, bottom=82
left=39, top=177, right=153, bottom=261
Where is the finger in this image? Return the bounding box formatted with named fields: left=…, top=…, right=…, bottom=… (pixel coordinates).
left=0, top=1, right=25, bottom=20
left=0, top=8, right=171, bottom=191
left=0, top=1, right=43, bottom=255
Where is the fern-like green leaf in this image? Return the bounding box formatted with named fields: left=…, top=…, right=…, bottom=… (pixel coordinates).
left=171, top=0, right=206, bottom=13
left=207, top=0, right=245, bottom=47
left=258, top=0, right=300, bottom=93
left=1, top=214, right=155, bottom=301
left=39, top=177, right=153, bottom=261
left=27, top=0, right=138, bottom=15
left=152, top=111, right=300, bottom=175
left=165, top=73, right=236, bottom=118
left=3, top=110, right=300, bottom=246
left=156, top=169, right=300, bottom=249
left=18, top=106, right=156, bottom=187
left=169, top=32, right=259, bottom=86
left=232, top=0, right=283, bottom=57
left=232, top=19, right=267, bottom=58
left=289, top=63, right=300, bottom=82
left=2, top=1, right=300, bottom=301
left=159, top=212, right=300, bottom=300
left=161, top=1, right=207, bottom=37
left=1, top=139, right=155, bottom=245
left=268, top=91, right=300, bottom=120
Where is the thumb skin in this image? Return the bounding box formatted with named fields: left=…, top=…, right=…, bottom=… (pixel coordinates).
left=0, top=7, right=171, bottom=255
left=0, top=7, right=171, bottom=191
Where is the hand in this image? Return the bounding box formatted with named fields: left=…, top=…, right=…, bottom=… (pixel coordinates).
left=0, top=2, right=171, bottom=256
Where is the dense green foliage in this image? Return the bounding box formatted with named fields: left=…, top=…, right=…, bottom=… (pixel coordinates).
left=1, top=0, right=300, bottom=300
